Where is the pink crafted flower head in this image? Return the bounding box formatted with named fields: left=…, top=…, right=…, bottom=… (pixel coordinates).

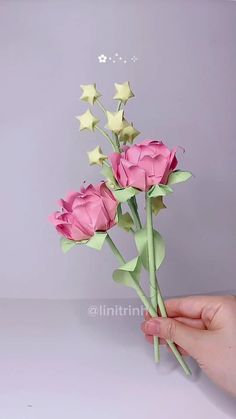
left=49, top=182, right=118, bottom=241
left=109, top=140, right=178, bottom=191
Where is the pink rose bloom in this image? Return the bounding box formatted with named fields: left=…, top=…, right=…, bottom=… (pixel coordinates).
left=109, top=140, right=178, bottom=191
left=49, top=182, right=118, bottom=241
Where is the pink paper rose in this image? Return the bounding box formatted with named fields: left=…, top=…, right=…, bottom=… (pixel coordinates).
left=49, top=182, right=118, bottom=241
left=109, top=140, right=178, bottom=191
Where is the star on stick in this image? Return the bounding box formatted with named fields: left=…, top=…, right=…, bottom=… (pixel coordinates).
left=80, top=84, right=101, bottom=105
left=106, top=110, right=124, bottom=133
left=113, top=81, right=134, bottom=104
left=87, top=146, right=108, bottom=166
left=118, top=121, right=140, bottom=144
left=76, top=109, right=99, bottom=131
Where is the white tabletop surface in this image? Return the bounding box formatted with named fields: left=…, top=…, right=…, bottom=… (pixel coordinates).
left=0, top=299, right=235, bottom=419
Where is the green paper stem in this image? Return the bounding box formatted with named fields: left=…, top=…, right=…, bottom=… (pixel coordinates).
left=116, top=100, right=122, bottom=111
left=146, top=194, right=160, bottom=362
left=96, top=99, right=107, bottom=115
left=106, top=234, right=155, bottom=316
left=113, top=133, right=121, bottom=152
left=95, top=126, right=116, bottom=151
left=103, top=160, right=111, bottom=167
left=128, top=197, right=142, bottom=230
left=145, top=194, right=191, bottom=375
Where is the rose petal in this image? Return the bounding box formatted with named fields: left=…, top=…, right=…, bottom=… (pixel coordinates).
left=127, top=165, right=147, bottom=190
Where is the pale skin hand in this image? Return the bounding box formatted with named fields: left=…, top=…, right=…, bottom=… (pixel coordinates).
left=141, top=295, right=236, bottom=397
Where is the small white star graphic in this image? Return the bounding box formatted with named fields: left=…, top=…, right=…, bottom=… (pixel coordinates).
left=98, top=54, right=107, bottom=63
left=97, top=53, right=139, bottom=64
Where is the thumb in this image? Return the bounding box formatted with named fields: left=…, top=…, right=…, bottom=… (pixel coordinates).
left=144, top=317, right=207, bottom=359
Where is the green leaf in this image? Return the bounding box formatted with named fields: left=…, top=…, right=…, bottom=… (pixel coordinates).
left=60, top=238, right=78, bottom=253
left=101, top=165, right=115, bottom=182
left=86, top=232, right=107, bottom=250
left=148, top=184, right=173, bottom=198
left=112, top=187, right=139, bottom=203
left=118, top=211, right=134, bottom=232
left=132, top=195, right=138, bottom=210
left=167, top=170, right=192, bottom=185
left=61, top=232, right=107, bottom=253
left=101, top=165, right=118, bottom=189
left=112, top=256, right=142, bottom=288
left=115, top=203, right=122, bottom=224
left=134, top=228, right=165, bottom=271
left=152, top=196, right=166, bottom=216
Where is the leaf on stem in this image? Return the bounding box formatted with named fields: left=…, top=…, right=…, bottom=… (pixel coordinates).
left=112, top=187, right=139, bottom=203
left=113, top=256, right=142, bottom=288
left=60, top=232, right=108, bottom=253
left=100, top=165, right=118, bottom=189
left=152, top=196, right=166, bottom=215
left=148, top=184, right=173, bottom=198
left=134, top=228, right=165, bottom=271
left=117, top=211, right=134, bottom=232
left=167, top=170, right=193, bottom=185
left=60, top=238, right=88, bottom=253
left=60, top=238, right=79, bottom=253
left=86, top=232, right=107, bottom=250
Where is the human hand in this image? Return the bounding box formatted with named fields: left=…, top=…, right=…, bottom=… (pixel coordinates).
left=141, top=295, right=236, bottom=396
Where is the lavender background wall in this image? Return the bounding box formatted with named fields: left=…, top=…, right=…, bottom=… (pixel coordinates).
left=0, top=0, right=235, bottom=299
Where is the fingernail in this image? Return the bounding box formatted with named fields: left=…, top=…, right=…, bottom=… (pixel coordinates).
left=145, top=319, right=160, bottom=335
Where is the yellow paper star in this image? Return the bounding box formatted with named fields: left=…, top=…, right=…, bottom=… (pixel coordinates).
left=80, top=84, right=101, bottom=105
left=113, top=81, right=134, bottom=104
left=76, top=109, right=99, bottom=131
left=106, top=110, right=124, bottom=133
left=118, top=122, right=140, bottom=144
left=87, top=146, right=108, bottom=166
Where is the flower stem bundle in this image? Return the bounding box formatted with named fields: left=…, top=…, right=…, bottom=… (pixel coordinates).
left=49, top=82, right=193, bottom=375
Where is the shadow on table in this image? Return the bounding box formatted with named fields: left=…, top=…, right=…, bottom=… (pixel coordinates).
left=197, top=373, right=236, bottom=419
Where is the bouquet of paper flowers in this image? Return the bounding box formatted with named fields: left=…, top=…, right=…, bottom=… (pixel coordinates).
left=49, top=82, right=192, bottom=375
